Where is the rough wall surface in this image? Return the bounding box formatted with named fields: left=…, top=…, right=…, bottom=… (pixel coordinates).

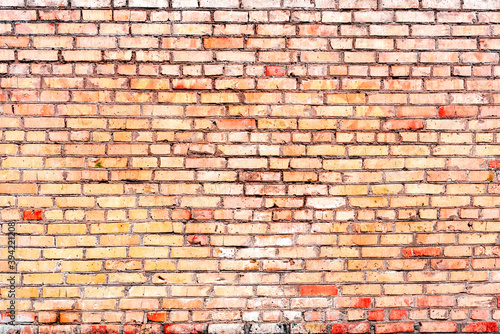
left=1, top=0, right=500, bottom=333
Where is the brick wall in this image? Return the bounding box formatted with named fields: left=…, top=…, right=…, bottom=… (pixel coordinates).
left=1, top=0, right=500, bottom=333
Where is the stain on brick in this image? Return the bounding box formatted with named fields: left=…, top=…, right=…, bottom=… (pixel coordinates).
left=266, top=65, right=286, bottom=77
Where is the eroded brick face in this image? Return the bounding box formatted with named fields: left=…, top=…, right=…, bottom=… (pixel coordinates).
left=1, top=0, right=500, bottom=333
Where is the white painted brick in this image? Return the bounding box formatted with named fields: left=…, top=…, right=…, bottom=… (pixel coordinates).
left=306, top=197, right=346, bottom=209
left=27, top=0, right=68, bottom=5
left=172, top=0, right=198, bottom=7
left=242, top=0, right=280, bottom=8
left=315, top=0, right=337, bottom=8
left=284, top=0, right=315, bottom=7
left=0, top=0, right=24, bottom=5
left=71, top=0, right=111, bottom=7
left=464, top=0, right=500, bottom=9
left=129, top=0, right=168, bottom=7
left=200, top=0, right=238, bottom=7
left=208, top=324, right=245, bottom=334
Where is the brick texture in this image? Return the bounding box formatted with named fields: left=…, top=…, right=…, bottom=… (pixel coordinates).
left=0, top=0, right=500, bottom=333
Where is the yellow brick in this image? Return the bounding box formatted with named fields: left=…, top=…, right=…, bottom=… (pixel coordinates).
left=390, top=196, right=429, bottom=207
left=307, top=145, right=345, bottom=156
left=172, top=286, right=211, bottom=297
left=83, top=184, right=124, bottom=195
left=97, top=197, right=135, bottom=208
left=40, top=184, right=81, bottom=195
left=371, top=184, right=402, bottom=196
left=43, top=248, right=83, bottom=259
left=447, top=184, right=485, bottom=195
left=23, top=274, right=63, bottom=285
left=145, top=260, right=176, bottom=271
left=18, top=261, right=58, bottom=272
left=129, top=247, right=170, bottom=258
left=133, top=222, right=173, bottom=233
left=349, top=197, right=388, bottom=207
left=2, top=157, right=43, bottom=168
left=18, top=197, right=53, bottom=207
left=349, top=145, right=389, bottom=156
left=86, top=247, right=127, bottom=259
left=84, top=287, right=124, bottom=298
left=391, top=145, right=430, bottom=156
left=67, top=274, right=106, bottom=284
left=299, top=119, right=337, bottom=129
left=406, top=184, right=444, bottom=194
left=330, top=185, right=368, bottom=195
left=43, top=287, right=81, bottom=298
left=56, top=197, right=95, bottom=208
left=431, top=196, right=470, bottom=207
left=258, top=119, right=297, bottom=129
left=90, top=223, right=129, bottom=234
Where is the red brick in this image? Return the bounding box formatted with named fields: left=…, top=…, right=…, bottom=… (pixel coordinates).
left=300, top=285, right=338, bottom=296
left=171, top=210, right=191, bottom=220
left=266, top=65, right=286, bottom=76
left=23, top=210, right=43, bottom=221
left=389, top=309, right=408, bottom=320
left=489, top=160, right=500, bottom=168
left=192, top=209, right=212, bottom=220
left=147, top=312, right=167, bottom=322
left=331, top=323, right=370, bottom=334
left=462, top=322, right=498, bottom=333
left=417, top=296, right=454, bottom=307
left=172, top=79, right=212, bottom=90
left=188, top=235, right=208, bottom=246
left=82, top=325, right=119, bottom=334
left=383, top=119, right=424, bottom=130
left=402, top=247, right=441, bottom=257
left=368, top=310, right=385, bottom=321
left=438, top=106, right=478, bottom=117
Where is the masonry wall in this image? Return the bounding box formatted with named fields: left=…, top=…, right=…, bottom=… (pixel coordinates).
left=1, top=0, right=500, bottom=333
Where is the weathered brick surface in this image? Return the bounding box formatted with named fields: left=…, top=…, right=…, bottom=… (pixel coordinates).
left=0, top=0, right=500, bottom=332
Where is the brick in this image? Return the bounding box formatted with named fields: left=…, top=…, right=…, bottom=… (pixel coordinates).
left=216, top=119, right=256, bottom=130
left=462, top=323, right=498, bottom=333
left=204, top=38, right=244, bottom=49
left=172, top=79, right=212, bottom=90
left=331, top=323, right=370, bottom=333
left=300, top=285, right=338, bottom=296
left=375, top=323, right=414, bottom=333
left=23, top=210, right=43, bottom=221
left=129, top=0, right=168, bottom=7
left=63, top=50, right=102, bottom=61
left=381, top=0, right=418, bottom=7
left=72, top=0, right=111, bottom=6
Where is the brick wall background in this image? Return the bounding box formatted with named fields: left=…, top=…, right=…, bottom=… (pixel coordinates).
left=1, top=0, right=500, bottom=333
